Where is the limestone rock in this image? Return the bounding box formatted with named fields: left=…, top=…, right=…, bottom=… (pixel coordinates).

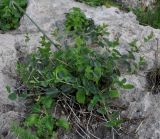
left=0, top=0, right=160, bottom=138
left=116, top=0, right=156, bottom=9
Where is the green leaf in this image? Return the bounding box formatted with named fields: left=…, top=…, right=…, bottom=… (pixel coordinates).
left=40, top=96, right=54, bottom=109
left=11, top=124, right=38, bottom=139
left=25, top=114, right=39, bottom=126
left=56, top=119, right=69, bottom=130
left=44, top=116, right=54, bottom=131
left=40, top=81, right=49, bottom=87
left=122, top=84, right=134, bottom=89
left=6, top=85, right=11, bottom=93
left=32, top=104, right=41, bottom=113
left=88, top=95, right=100, bottom=111
left=8, top=92, right=17, bottom=100
left=108, top=89, right=120, bottom=98
left=85, top=66, right=93, bottom=80
left=121, top=78, right=127, bottom=84
left=97, top=107, right=106, bottom=115
left=55, top=65, right=70, bottom=81
left=144, top=32, right=154, bottom=42
left=19, top=92, right=28, bottom=98
left=60, top=85, right=72, bottom=93
left=76, top=89, right=86, bottom=104
left=82, top=79, right=99, bottom=94
left=93, top=66, right=102, bottom=83
left=45, top=88, right=60, bottom=96
left=44, top=99, right=53, bottom=109
left=105, top=119, right=123, bottom=127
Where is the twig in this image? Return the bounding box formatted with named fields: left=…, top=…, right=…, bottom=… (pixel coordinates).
left=87, top=111, right=92, bottom=132
left=12, top=0, right=61, bottom=50
left=75, top=122, right=90, bottom=138
left=135, top=120, right=144, bottom=133
left=53, top=100, right=61, bottom=116
left=87, top=130, right=100, bottom=139
left=112, top=127, right=121, bottom=136
left=155, top=38, right=159, bottom=68
left=76, top=129, right=86, bottom=139
left=64, top=101, right=81, bottom=123
left=112, top=128, right=115, bottom=139
left=86, top=111, right=101, bottom=139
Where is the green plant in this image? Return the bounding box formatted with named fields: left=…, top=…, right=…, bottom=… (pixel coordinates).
left=11, top=88, right=69, bottom=139
left=24, top=96, right=69, bottom=138
left=76, top=0, right=160, bottom=29
left=15, top=36, right=132, bottom=134
left=64, top=8, right=119, bottom=48
left=133, top=1, right=160, bottom=29
left=76, top=0, right=121, bottom=7
left=0, top=0, right=27, bottom=31
left=65, top=7, right=94, bottom=35
left=11, top=124, right=38, bottom=139
left=104, top=0, right=121, bottom=8
left=76, top=0, right=104, bottom=6
left=7, top=7, right=144, bottom=139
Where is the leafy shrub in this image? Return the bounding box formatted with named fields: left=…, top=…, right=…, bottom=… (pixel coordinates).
left=0, top=0, right=27, bottom=31
left=64, top=8, right=120, bottom=48
left=65, top=7, right=95, bottom=35
left=7, top=7, right=143, bottom=139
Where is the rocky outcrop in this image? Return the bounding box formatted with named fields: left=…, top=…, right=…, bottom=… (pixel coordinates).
left=0, top=0, right=160, bottom=138
left=116, top=0, right=156, bottom=9
left=0, top=34, right=18, bottom=139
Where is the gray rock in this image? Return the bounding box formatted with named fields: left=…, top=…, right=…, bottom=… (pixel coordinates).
left=116, top=0, right=156, bottom=9
left=0, top=0, right=160, bottom=138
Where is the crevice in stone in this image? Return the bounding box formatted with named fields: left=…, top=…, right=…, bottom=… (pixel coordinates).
left=146, top=67, right=160, bottom=94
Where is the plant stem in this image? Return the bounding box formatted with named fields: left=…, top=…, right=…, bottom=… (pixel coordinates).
left=12, top=0, right=61, bottom=50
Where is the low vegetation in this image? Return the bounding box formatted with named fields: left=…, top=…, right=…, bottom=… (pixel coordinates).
left=76, top=0, right=104, bottom=6
left=76, top=0, right=160, bottom=29
left=76, top=0, right=120, bottom=7
left=133, top=1, right=160, bottom=29
left=0, top=0, right=27, bottom=31
left=1, top=0, right=160, bottom=31
left=6, top=6, right=145, bottom=139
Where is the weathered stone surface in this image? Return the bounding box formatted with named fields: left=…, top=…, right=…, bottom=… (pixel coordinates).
left=0, top=34, right=21, bottom=139
left=0, top=0, right=160, bottom=138
left=116, top=0, right=156, bottom=9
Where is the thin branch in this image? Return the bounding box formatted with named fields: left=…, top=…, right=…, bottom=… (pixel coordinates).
left=76, top=129, right=86, bottom=139
left=112, top=128, right=115, bottom=139
left=75, top=122, right=90, bottom=139
left=12, top=0, right=61, bottom=50
left=64, top=101, right=81, bottom=123
left=135, top=120, right=144, bottom=133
